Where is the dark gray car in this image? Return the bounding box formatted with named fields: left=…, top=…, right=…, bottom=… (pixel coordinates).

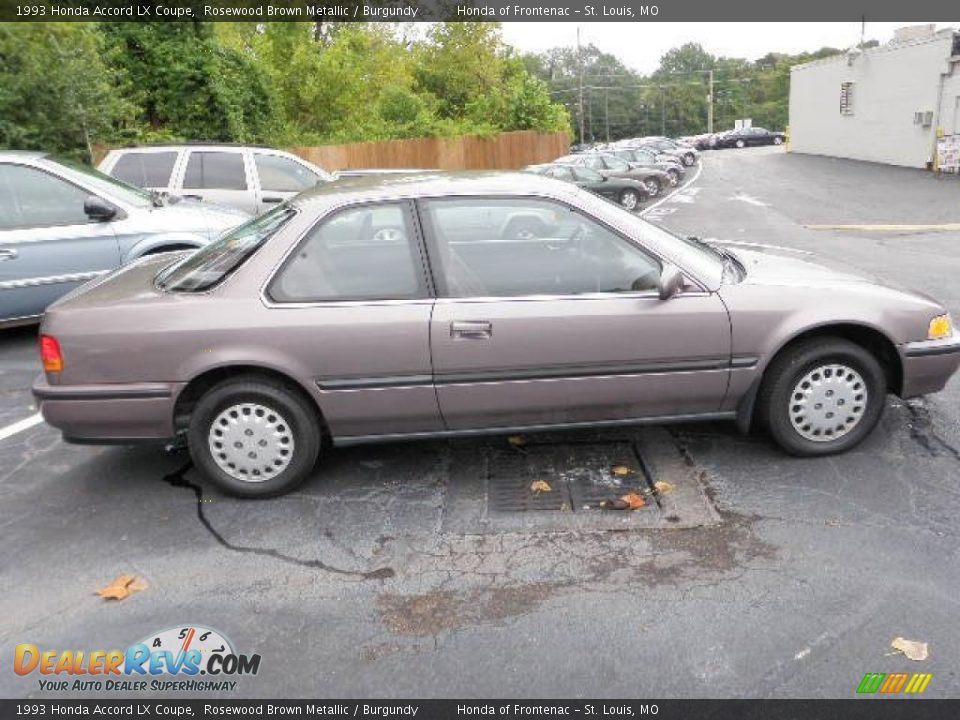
left=0, top=151, right=249, bottom=327
left=32, top=173, right=960, bottom=497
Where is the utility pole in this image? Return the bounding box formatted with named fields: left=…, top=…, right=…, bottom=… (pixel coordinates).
left=604, top=89, right=610, bottom=143
left=707, top=69, right=714, bottom=134
left=576, top=26, right=585, bottom=145
left=660, top=85, right=666, bottom=136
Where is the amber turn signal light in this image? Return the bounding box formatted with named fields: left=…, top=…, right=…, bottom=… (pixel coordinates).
left=928, top=314, right=953, bottom=340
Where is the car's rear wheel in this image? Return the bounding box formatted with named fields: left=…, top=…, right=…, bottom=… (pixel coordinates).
left=666, top=169, right=681, bottom=185
left=735, top=139, right=746, bottom=149
left=619, top=189, right=641, bottom=211
left=643, top=177, right=661, bottom=197
left=188, top=376, right=321, bottom=498
left=758, top=339, right=886, bottom=456
left=682, top=153, right=696, bottom=166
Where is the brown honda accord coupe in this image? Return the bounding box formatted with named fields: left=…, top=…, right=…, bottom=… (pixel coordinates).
left=33, top=173, right=960, bottom=497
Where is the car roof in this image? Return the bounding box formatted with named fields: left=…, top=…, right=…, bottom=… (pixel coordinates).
left=289, top=171, right=580, bottom=207
left=110, top=142, right=274, bottom=150
left=0, top=150, right=46, bottom=162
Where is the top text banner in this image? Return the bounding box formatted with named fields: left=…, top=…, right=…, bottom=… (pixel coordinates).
left=0, top=0, right=955, bottom=22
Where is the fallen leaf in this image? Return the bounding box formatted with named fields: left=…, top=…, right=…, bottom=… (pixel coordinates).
left=507, top=435, right=527, bottom=447
left=654, top=481, right=675, bottom=495
left=530, top=479, right=552, bottom=494
left=600, top=498, right=630, bottom=510
left=621, top=492, right=647, bottom=510
left=891, top=637, right=928, bottom=661
left=610, top=465, right=633, bottom=477
left=96, top=575, right=147, bottom=601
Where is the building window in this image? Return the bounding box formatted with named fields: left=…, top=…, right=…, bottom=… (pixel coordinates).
left=840, top=82, right=854, bottom=116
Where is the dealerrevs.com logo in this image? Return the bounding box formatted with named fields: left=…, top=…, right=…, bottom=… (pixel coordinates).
left=14, top=625, right=261, bottom=693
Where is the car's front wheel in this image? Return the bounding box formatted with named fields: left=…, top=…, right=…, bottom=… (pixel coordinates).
left=773, top=136, right=784, bottom=145
left=682, top=153, right=696, bottom=166
left=619, top=188, right=642, bottom=211
left=666, top=169, right=680, bottom=185
left=758, top=338, right=886, bottom=456
left=735, top=139, right=746, bottom=149
left=643, top=177, right=661, bottom=197
left=188, top=376, right=322, bottom=498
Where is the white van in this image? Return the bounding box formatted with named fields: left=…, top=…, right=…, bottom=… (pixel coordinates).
left=98, top=144, right=333, bottom=215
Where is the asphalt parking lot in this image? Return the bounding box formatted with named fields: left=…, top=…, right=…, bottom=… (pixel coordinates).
left=3, top=147, right=960, bottom=699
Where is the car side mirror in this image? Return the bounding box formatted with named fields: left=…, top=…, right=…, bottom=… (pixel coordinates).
left=659, top=264, right=684, bottom=300
left=84, top=196, right=117, bottom=221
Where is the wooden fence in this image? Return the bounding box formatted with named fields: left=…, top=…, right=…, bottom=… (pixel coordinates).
left=289, top=130, right=571, bottom=172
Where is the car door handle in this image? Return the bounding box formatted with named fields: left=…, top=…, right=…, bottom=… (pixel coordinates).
left=450, top=321, right=492, bottom=339
left=262, top=196, right=283, bottom=204
left=0, top=248, right=18, bottom=261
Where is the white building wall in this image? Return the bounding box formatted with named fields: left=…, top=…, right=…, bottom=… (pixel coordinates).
left=789, top=33, right=958, bottom=168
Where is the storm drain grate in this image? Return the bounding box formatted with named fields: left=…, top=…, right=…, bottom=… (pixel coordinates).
left=484, top=439, right=657, bottom=514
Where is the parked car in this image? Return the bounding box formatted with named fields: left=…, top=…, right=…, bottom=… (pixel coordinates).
left=554, top=153, right=672, bottom=198
left=600, top=147, right=685, bottom=186
left=0, top=151, right=249, bottom=327
left=525, top=163, right=650, bottom=210
left=33, top=173, right=960, bottom=497
left=715, top=127, right=786, bottom=149
left=98, top=144, right=333, bottom=215
left=636, top=138, right=700, bottom=166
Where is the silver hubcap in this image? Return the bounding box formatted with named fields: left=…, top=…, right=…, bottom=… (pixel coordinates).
left=644, top=181, right=658, bottom=197
left=208, top=403, right=295, bottom=482
left=621, top=192, right=638, bottom=210
left=789, top=364, right=868, bottom=442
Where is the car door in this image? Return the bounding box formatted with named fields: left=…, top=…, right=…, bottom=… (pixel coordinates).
left=252, top=152, right=323, bottom=214
left=0, top=162, right=121, bottom=324
left=420, top=196, right=731, bottom=431
left=177, top=148, right=256, bottom=214
left=264, top=200, right=442, bottom=438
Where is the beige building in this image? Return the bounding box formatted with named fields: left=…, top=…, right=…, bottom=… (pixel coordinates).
left=789, top=26, right=960, bottom=169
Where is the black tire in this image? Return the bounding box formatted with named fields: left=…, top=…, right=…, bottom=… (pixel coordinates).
left=667, top=169, right=681, bottom=185
left=735, top=139, right=746, bottom=149
left=619, top=188, right=641, bottom=211
left=683, top=153, right=696, bottom=166
left=188, top=375, right=322, bottom=498
left=773, top=136, right=784, bottom=146
left=643, top=177, right=661, bottom=197
left=757, top=338, right=886, bottom=457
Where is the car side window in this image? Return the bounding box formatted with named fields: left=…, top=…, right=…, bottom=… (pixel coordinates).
left=109, top=152, right=178, bottom=188
left=269, top=203, right=425, bottom=303
left=254, top=154, right=319, bottom=193
left=421, top=198, right=661, bottom=298
left=584, top=156, right=603, bottom=170
left=182, top=152, right=247, bottom=190
left=547, top=166, right=573, bottom=181
left=0, top=163, right=93, bottom=229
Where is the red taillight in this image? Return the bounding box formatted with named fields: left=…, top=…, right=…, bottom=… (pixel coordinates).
left=40, top=335, right=63, bottom=373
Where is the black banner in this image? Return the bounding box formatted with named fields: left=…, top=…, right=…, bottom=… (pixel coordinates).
left=2, top=700, right=959, bottom=719
left=0, top=0, right=957, bottom=23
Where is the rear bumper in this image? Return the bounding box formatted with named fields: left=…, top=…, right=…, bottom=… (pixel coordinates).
left=32, top=375, right=180, bottom=443
left=900, top=335, right=960, bottom=398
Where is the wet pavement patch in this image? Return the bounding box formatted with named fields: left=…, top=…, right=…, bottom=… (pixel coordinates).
left=442, top=427, right=720, bottom=534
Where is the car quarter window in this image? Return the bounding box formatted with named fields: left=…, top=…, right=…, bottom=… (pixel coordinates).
left=269, top=202, right=425, bottom=303
left=182, top=151, right=247, bottom=190
left=254, top=154, right=319, bottom=192
left=547, top=166, right=573, bottom=180
left=0, top=163, right=93, bottom=229
left=420, top=197, right=661, bottom=299
left=109, top=151, right=178, bottom=188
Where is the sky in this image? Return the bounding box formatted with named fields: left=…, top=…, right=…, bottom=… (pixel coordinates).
left=500, top=22, right=956, bottom=72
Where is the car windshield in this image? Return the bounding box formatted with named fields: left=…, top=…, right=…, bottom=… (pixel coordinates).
left=156, top=205, right=296, bottom=292
left=47, top=156, right=154, bottom=207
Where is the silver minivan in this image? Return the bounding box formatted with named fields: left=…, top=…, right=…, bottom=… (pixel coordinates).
left=0, top=151, right=249, bottom=327
left=98, top=144, right=333, bottom=215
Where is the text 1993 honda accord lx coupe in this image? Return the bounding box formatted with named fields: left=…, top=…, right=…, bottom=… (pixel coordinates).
left=32, top=173, right=960, bottom=497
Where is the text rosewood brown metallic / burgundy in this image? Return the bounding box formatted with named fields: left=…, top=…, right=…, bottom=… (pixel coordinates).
left=31, top=173, right=960, bottom=497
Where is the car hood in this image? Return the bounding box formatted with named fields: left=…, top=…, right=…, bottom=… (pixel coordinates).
left=716, top=241, right=892, bottom=287
left=149, top=198, right=250, bottom=239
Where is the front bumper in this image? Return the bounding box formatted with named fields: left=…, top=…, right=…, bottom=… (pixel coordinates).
left=899, top=334, right=960, bottom=398
left=32, top=375, right=181, bottom=443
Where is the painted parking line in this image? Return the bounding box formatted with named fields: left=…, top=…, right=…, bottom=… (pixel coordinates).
left=0, top=413, right=43, bottom=442
left=806, top=223, right=960, bottom=232
left=640, top=160, right=704, bottom=218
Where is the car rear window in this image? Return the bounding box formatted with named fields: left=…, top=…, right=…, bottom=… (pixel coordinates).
left=110, top=152, right=178, bottom=188
left=155, top=205, right=295, bottom=292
